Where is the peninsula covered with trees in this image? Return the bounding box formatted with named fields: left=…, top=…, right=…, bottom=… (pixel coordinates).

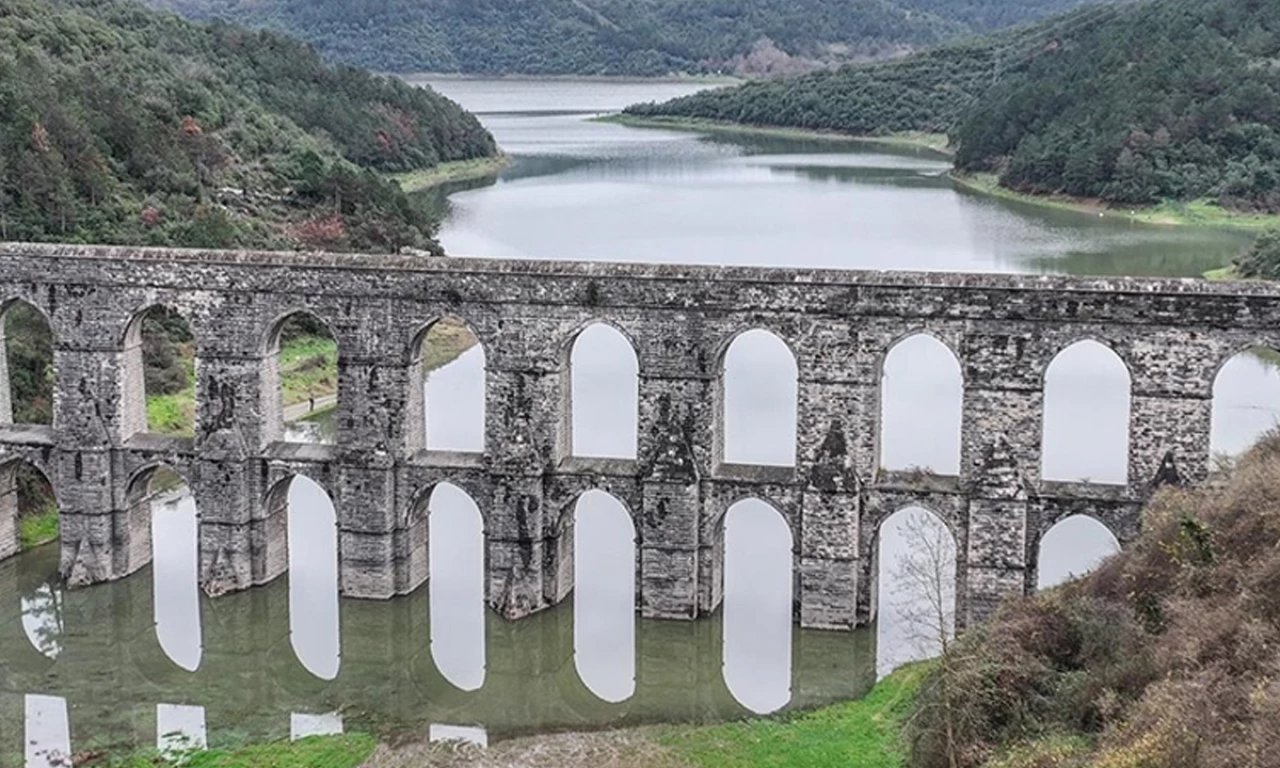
left=628, top=0, right=1280, bottom=218
left=142, top=0, right=1106, bottom=77
left=0, top=0, right=498, bottom=255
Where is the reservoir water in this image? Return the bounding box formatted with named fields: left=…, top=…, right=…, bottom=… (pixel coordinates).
left=6, top=78, right=1279, bottom=763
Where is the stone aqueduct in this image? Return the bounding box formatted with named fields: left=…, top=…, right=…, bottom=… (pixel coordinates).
left=0, top=242, right=1275, bottom=631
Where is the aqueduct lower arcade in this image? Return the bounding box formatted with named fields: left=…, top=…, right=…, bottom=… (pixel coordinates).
left=0, top=242, right=1275, bottom=630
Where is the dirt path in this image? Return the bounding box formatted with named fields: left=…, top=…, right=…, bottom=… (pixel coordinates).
left=282, top=392, right=337, bottom=422
left=361, top=729, right=688, bottom=768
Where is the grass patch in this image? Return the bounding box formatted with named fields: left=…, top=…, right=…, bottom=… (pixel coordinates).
left=147, top=390, right=195, bottom=435
left=19, top=501, right=58, bottom=550
left=392, top=155, right=511, bottom=192
left=596, top=114, right=952, bottom=157
left=661, top=662, right=928, bottom=768
left=276, top=335, right=338, bottom=407
left=420, top=316, right=479, bottom=371
left=952, top=172, right=1280, bottom=232
left=1204, top=265, right=1238, bottom=280
left=84, top=733, right=376, bottom=767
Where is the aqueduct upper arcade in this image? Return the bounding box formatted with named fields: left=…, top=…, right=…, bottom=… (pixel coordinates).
left=0, top=242, right=1275, bottom=630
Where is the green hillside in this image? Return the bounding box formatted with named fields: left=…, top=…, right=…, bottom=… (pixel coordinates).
left=632, top=0, right=1280, bottom=215
left=0, top=0, right=497, bottom=254
left=141, top=0, right=1105, bottom=76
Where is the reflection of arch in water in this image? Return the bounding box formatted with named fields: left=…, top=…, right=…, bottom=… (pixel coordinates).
left=261, top=310, right=339, bottom=447
left=406, top=317, right=487, bottom=454
left=560, top=321, right=640, bottom=461
left=720, top=498, right=794, bottom=714
left=1034, top=513, right=1121, bottom=590
left=264, top=474, right=341, bottom=681
left=409, top=481, right=487, bottom=692
left=1210, top=345, right=1280, bottom=460
left=126, top=463, right=203, bottom=672
left=0, top=297, right=54, bottom=427
left=120, top=304, right=196, bottom=440
left=873, top=505, right=958, bottom=676
left=877, top=331, right=963, bottom=474
left=1041, top=339, right=1132, bottom=484
left=558, top=489, right=637, bottom=703
left=0, top=548, right=62, bottom=675
left=715, top=328, right=799, bottom=468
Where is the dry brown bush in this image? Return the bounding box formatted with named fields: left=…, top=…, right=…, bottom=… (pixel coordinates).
left=909, top=431, right=1280, bottom=768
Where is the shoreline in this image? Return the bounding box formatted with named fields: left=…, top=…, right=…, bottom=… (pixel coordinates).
left=603, top=114, right=1279, bottom=235
left=397, top=72, right=742, bottom=85
left=393, top=155, right=512, bottom=193
left=596, top=113, right=953, bottom=157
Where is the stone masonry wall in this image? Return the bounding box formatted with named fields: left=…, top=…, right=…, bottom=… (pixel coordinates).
left=2, top=242, right=1279, bottom=630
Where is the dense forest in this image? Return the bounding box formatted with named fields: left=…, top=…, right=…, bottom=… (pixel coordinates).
left=142, top=0, right=1105, bottom=76
left=633, top=0, right=1280, bottom=214
left=0, top=0, right=497, bottom=254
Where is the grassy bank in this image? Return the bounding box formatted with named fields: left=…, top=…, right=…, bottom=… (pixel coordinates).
left=356, top=663, right=926, bottom=767
left=393, top=156, right=512, bottom=193
left=19, top=501, right=58, bottom=550
left=951, top=172, right=1280, bottom=231
left=82, top=733, right=376, bottom=767
left=597, top=114, right=952, bottom=157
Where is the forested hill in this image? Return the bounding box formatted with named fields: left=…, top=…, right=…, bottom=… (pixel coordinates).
left=0, top=0, right=497, bottom=254
left=141, top=0, right=1105, bottom=77
left=632, top=0, right=1280, bottom=214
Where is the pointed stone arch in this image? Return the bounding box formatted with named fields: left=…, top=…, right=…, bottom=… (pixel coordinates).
left=406, top=317, right=486, bottom=455
left=1041, top=339, right=1132, bottom=484
left=261, top=310, right=338, bottom=447
left=561, top=321, right=639, bottom=461
left=0, top=298, right=54, bottom=427
left=716, top=328, right=799, bottom=468
left=878, top=332, right=964, bottom=474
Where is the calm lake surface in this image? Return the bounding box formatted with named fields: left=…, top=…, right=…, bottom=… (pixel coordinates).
left=8, top=78, right=1280, bottom=764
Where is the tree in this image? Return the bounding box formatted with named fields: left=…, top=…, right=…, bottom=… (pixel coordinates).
left=891, top=509, right=962, bottom=768
left=1235, top=227, right=1280, bottom=280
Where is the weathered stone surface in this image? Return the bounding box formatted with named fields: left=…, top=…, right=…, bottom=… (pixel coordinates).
left=0, top=242, right=1274, bottom=629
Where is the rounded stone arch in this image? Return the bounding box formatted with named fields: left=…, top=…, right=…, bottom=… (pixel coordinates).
left=260, top=308, right=339, bottom=447
left=0, top=454, right=59, bottom=562
left=407, top=315, right=489, bottom=366
left=560, top=320, right=642, bottom=461
left=1039, top=335, right=1135, bottom=385
left=0, top=297, right=55, bottom=427
left=715, top=327, right=801, bottom=468
left=560, top=317, right=643, bottom=364
left=713, top=325, right=801, bottom=370
left=259, top=471, right=339, bottom=586
left=876, top=328, right=964, bottom=378
left=406, top=477, right=492, bottom=530
left=119, top=302, right=198, bottom=439
left=1040, top=336, right=1134, bottom=485
left=262, top=307, right=339, bottom=356
left=710, top=491, right=800, bottom=543
left=406, top=316, right=488, bottom=455
left=1035, top=510, right=1124, bottom=550
left=119, top=461, right=197, bottom=578
left=876, top=330, right=965, bottom=474
left=1034, top=512, right=1122, bottom=589
left=871, top=500, right=962, bottom=542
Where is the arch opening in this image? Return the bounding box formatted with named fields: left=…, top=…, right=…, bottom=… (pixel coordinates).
left=1, top=459, right=57, bottom=562
left=722, top=498, right=793, bottom=714
left=409, top=318, right=485, bottom=454
left=263, top=312, right=338, bottom=446
left=1037, top=515, right=1120, bottom=589
left=425, top=482, right=486, bottom=691
left=1041, top=340, right=1131, bottom=484
left=126, top=464, right=202, bottom=671
left=1211, top=347, right=1280, bottom=465
left=121, top=305, right=196, bottom=440
left=278, top=474, right=340, bottom=681
left=879, top=334, right=962, bottom=474
left=719, top=329, right=798, bottom=468
left=1, top=299, right=53, bottom=427
left=876, top=506, right=956, bottom=677
left=565, top=323, right=638, bottom=460
left=571, top=489, right=636, bottom=703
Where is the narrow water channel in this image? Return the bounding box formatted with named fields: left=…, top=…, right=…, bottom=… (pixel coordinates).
left=5, top=78, right=1279, bottom=762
